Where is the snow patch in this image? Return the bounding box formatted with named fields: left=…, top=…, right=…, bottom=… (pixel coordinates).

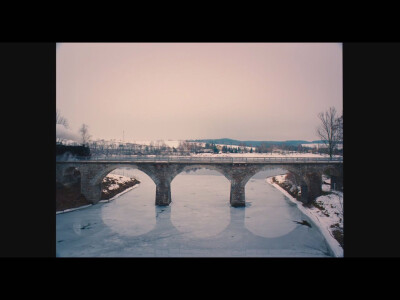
left=99, top=184, right=139, bottom=203
left=104, top=173, right=133, bottom=184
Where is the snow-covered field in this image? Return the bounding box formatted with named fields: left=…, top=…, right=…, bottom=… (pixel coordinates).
left=126, top=140, right=182, bottom=148
left=190, top=152, right=341, bottom=158
left=301, top=143, right=343, bottom=150
left=268, top=174, right=343, bottom=257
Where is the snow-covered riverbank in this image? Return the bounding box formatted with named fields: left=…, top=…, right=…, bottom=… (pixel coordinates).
left=267, top=175, right=343, bottom=257
left=56, top=174, right=139, bottom=214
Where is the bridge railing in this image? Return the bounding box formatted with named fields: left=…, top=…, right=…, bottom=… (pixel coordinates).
left=58, top=155, right=343, bottom=163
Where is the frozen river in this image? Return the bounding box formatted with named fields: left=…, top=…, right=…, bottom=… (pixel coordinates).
left=56, top=167, right=333, bottom=257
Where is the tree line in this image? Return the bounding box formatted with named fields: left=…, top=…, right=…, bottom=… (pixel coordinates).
left=56, top=107, right=343, bottom=157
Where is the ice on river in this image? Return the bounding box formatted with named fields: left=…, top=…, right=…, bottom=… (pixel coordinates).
left=56, top=168, right=333, bottom=257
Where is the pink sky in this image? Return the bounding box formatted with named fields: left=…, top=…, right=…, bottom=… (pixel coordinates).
left=56, top=43, right=342, bottom=141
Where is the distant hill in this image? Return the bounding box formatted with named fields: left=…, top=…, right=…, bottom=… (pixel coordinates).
left=189, top=138, right=327, bottom=147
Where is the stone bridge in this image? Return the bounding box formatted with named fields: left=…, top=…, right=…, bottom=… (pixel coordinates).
left=56, top=157, right=343, bottom=207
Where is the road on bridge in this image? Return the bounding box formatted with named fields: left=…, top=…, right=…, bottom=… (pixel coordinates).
left=57, top=155, right=343, bottom=164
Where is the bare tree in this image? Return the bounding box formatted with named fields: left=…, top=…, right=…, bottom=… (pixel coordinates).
left=336, top=113, right=343, bottom=144
left=316, top=107, right=341, bottom=159
left=56, top=109, right=69, bottom=128
left=79, top=123, right=92, bottom=146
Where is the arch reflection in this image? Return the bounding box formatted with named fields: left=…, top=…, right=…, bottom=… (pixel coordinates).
left=101, top=168, right=156, bottom=237
left=171, top=169, right=231, bottom=239
left=245, top=169, right=300, bottom=238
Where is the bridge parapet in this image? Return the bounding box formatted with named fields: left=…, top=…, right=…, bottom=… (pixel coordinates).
left=57, top=155, right=343, bottom=164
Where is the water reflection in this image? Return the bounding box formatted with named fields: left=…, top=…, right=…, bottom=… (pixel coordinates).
left=101, top=168, right=156, bottom=237
left=100, top=168, right=299, bottom=239
left=101, top=196, right=156, bottom=237
left=171, top=170, right=231, bottom=238
left=245, top=170, right=299, bottom=238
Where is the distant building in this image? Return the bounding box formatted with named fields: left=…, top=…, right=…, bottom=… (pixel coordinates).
left=199, top=149, right=214, bottom=153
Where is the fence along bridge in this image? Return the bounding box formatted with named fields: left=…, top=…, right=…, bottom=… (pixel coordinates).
left=56, top=156, right=343, bottom=207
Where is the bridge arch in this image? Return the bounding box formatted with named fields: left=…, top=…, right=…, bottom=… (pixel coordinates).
left=320, top=165, right=343, bottom=177
left=57, top=163, right=82, bottom=184
left=73, top=163, right=161, bottom=205
left=171, top=164, right=231, bottom=183
left=241, top=164, right=328, bottom=204
left=91, top=164, right=159, bottom=187
left=320, top=164, right=343, bottom=191
left=242, top=165, right=289, bottom=186
left=61, top=166, right=82, bottom=190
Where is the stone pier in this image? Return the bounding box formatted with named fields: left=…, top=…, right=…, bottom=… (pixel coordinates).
left=155, top=179, right=172, bottom=206
left=230, top=180, right=246, bottom=207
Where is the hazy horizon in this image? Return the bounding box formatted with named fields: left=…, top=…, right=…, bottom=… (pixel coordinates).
left=56, top=43, right=342, bottom=142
